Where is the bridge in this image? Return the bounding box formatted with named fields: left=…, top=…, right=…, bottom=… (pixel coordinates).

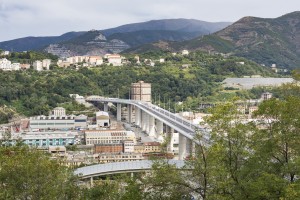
left=74, top=160, right=185, bottom=186
left=86, top=96, right=210, bottom=159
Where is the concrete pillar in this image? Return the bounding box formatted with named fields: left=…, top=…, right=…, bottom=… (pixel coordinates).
left=104, top=103, right=108, bottom=112
left=165, top=126, right=174, bottom=152
left=90, top=177, right=94, bottom=187
left=127, top=104, right=132, bottom=123
left=156, top=120, right=163, bottom=139
left=135, top=107, right=140, bottom=126
left=169, top=128, right=174, bottom=153
left=148, top=115, right=155, bottom=137
left=179, top=134, right=187, bottom=160
left=117, top=103, right=121, bottom=121
left=143, top=113, right=149, bottom=133
left=186, top=138, right=192, bottom=158
left=141, top=111, right=146, bottom=131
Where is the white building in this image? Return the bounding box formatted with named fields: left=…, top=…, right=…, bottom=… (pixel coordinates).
left=0, top=131, right=78, bottom=147
left=96, top=111, right=110, bottom=127
left=107, top=54, right=122, bottom=66
left=33, top=60, right=43, bottom=71
left=29, top=114, right=87, bottom=130
left=50, top=107, right=66, bottom=116
left=84, top=130, right=135, bottom=145
left=0, top=58, right=20, bottom=71
left=42, top=59, right=51, bottom=70
left=123, top=140, right=135, bottom=153
left=0, top=51, right=10, bottom=56
left=182, top=50, right=189, bottom=55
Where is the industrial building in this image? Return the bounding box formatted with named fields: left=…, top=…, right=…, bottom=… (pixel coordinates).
left=130, top=81, right=151, bottom=102
left=84, top=130, right=135, bottom=145
left=29, top=107, right=87, bottom=130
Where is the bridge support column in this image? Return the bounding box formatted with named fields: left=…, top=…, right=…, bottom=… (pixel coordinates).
left=117, top=103, right=121, bottom=121
left=166, top=126, right=174, bottom=153
left=179, top=134, right=187, bottom=160
left=156, top=120, right=163, bottom=140
left=142, top=111, right=147, bottom=132
left=186, top=138, right=193, bottom=158
left=90, top=177, right=94, bottom=187
left=104, top=103, right=108, bottom=112
left=148, top=115, right=155, bottom=137
left=135, top=107, right=141, bottom=127
left=127, top=104, right=132, bottom=124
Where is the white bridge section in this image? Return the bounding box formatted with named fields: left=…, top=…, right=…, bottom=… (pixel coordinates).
left=86, top=96, right=210, bottom=159
left=75, top=160, right=185, bottom=179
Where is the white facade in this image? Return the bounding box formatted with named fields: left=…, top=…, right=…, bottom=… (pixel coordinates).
left=29, top=114, right=87, bottom=130
left=182, top=50, right=189, bottom=55
left=85, top=130, right=135, bottom=145
left=0, top=131, right=78, bottom=147
left=0, top=51, right=10, bottom=56
left=33, top=61, right=43, bottom=71
left=96, top=111, right=110, bottom=127
left=107, top=54, right=122, bottom=66
left=123, top=140, right=135, bottom=153
left=0, top=58, right=20, bottom=71
left=51, top=107, right=66, bottom=116
left=42, top=59, right=51, bottom=70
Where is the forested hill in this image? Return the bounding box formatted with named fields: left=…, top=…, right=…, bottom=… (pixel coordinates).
left=0, top=51, right=276, bottom=123
left=127, top=11, right=300, bottom=69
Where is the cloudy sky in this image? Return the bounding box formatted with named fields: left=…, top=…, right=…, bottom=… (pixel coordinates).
left=0, top=0, right=299, bottom=42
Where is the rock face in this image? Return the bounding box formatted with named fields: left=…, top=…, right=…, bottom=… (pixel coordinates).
left=45, top=30, right=130, bottom=57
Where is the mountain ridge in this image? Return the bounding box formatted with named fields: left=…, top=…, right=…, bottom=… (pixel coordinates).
left=0, top=19, right=231, bottom=55
left=127, top=11, right=300, bottom=69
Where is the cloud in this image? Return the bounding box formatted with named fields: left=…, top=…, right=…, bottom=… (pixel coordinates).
left=0, top=0, right=299, bottom=41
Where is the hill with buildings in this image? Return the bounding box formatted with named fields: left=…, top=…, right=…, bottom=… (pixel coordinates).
left=0, top=19, right=231, bottom=57
left=127, top=11, right=300, bottom=69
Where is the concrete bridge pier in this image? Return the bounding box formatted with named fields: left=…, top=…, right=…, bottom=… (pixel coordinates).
left=148, top=115, right=155, bottom=137
left=90, top=177, right=94, bottom=187
left=141, top=111, right=148, bottom=132
left=166, top=126, right=174, bottom=153
left=117, top=103, right=122, bottom=121
left=155, top=120, right=163, bottom=140
left=104, top=103, right=108, bottom=112
left=135, top=107, right=141, bottom=127
left=179, top=134, right=187, bottom=160
left=127, top=104, right=132, bottom=123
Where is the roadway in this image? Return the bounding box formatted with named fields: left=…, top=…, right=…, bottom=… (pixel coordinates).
left=86, top=96, right=210, bottom=143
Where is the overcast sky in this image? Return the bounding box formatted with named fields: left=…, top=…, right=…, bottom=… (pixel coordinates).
left=0, top=0, right=299, bottom=42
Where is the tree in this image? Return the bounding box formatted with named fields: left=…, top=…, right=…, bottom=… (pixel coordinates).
left=0, top=146, right=80, bottom=200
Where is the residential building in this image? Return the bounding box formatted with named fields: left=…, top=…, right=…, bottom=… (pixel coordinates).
left=20, top=64, right=31, bottom=70
left=0, top=51, right=9, bottom=56
left=42, top=59, right=51, bottom=70
left=134, top=142, right=161, bottom=153
left=182, top=50, right=189, bottom=55
left=33, top=60, right=43, bottom=71
left=94, top=143, right=123, bottom=154
left=107, top=54, right=122, bottom=66
left=123, top=140, right=135, bottom=153
left=261, top=92, right=272, bottom=101
left=0, top=58, right=20, bottom=71
left=97, top=153, right=144, bottom=163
